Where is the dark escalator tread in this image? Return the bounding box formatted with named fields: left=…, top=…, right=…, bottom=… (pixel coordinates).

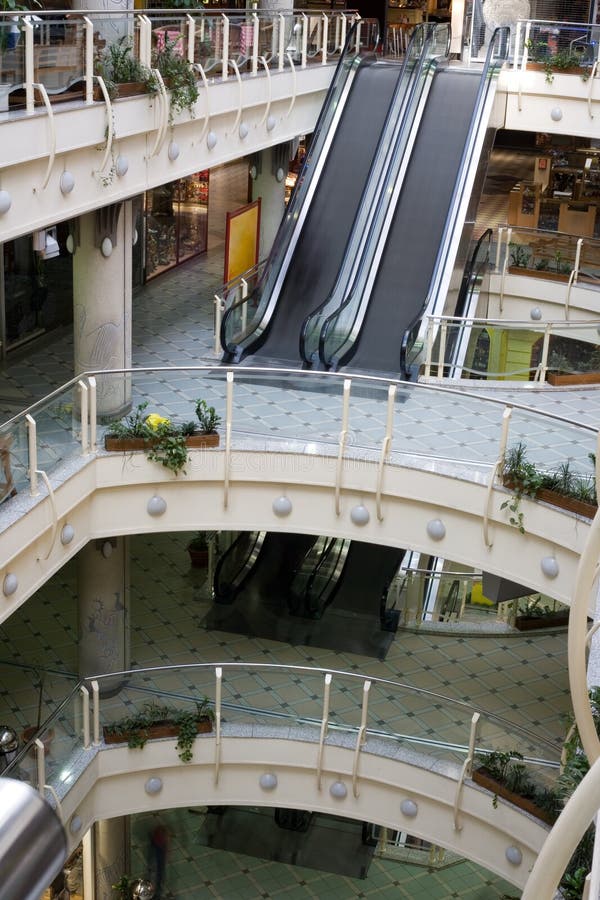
left=347, top=67, right=483, bottom=374
left=253, top=60, right=402, bottom=364
left=328, top=542, right=404, bottom=615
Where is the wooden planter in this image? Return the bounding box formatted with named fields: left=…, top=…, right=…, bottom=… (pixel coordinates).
left=187, top=547, right=209, bottom=568
left=547, top=371, right=600, bottom=387
left=526, top=62, right=588, bottom=78
left=515, top=612, right=569, bottom=631
left=93, top=81, right=150, bottom=101
left=472, top=767, right=555, bottom=825
left=103, top=717, right=213, bottom=745
left=508, top=265, right=570, bottom=283
left=503, top=478, right=597, bottom=520
left=104, top=433, right=219, bottom=451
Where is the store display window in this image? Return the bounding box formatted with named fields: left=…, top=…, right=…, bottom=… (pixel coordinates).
left=145, top=171, right=209, bottom=280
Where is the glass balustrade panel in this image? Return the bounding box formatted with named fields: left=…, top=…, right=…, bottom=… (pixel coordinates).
left=29, top=386, right=81, bottom=480
left=0, top=21, right=26, bottom=98
left=0, top=416, right=29, bottom=499
left=32, top=19, right=85, bottom=97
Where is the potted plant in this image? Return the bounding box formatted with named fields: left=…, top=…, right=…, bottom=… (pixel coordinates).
left=525, top=39, right=591, bottom=83
left=186, top=532, right=209, bottom=568
left=94, top=37, right=158, bottom=100
left=514, top=595, right=569, bottom=631
left=103, top=699, right=215, bottom=762
left=104, top=399, right=221, bottom=475
left=153, top=38, right=199, bottom=121
left=472, top=749, right=558, bottom=825
left=508, top=242, right=572, bottom=283
left=501, top=442, right=597, bottom=532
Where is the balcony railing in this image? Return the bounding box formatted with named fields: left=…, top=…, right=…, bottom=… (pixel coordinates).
left=1, top=661, right=561, bottom=817
left=0, top=8, right=375, bottom=117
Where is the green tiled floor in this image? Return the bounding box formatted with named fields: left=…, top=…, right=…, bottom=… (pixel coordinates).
left=131, top=808, right=519, bottom=899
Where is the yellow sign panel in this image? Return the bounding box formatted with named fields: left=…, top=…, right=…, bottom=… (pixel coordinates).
left=224, top=200, right=261, bottom=283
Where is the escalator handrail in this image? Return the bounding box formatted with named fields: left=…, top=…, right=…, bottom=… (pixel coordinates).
left=454, top=227, right=493, bottom=320
left=399, top=26, right=510, bottom=376
left=304, top=537, right=351, bottom=614
left=314, top=23, right=452, bottom=370
left=297, top=22, right=444, bottom=365
left=213, top=531, right=266, bottom=602
left=220, top=22, right=367, bottom=357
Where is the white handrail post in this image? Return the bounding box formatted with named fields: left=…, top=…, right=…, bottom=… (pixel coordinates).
left=214, top=293, right=224, bottom=355
left=91, top=680, right=100, bottom=745
left=224, top=371, right=234, bottom=510
left=214, top=666, right=222, bottom=784
left=466, top=711, right=480, bottom=778
left=24, top=17, right=34, bottom=114
left=186, top=13, right=195, bottom=64
left=321, top=13, right=328, bottom=65
left=424, top=317, right=434, bottom=377
left=79, top=380, right=89, bottom=454
left=513, top=20, right=521, bottom=69
left=138, top=14, right=152, bottom=68
left=355, top=17, right=362, bottom=54
left=339, top=12, right=347, bottom=52
left=241, top=278, right=248, bottom=332
left=334, top=379, right=352, bottom=516
left=278, top=13, right=285, bottom=71
left=495, top=227, right=504, bottom=272
left=80, top=685, right=90, bottom=749
left=437, top=322, right=448, bottom=378
left=301, top=12, right=308, bottom=68
left=221, top=13, right=229, bottom=80
left=539, top=323, right=551, bottom=384
left=574, top=237, right=583, bottom=284
left=376, top=384, right=396, bottom=522
left=522, top=20, right=531, bottom=71
left=83, top=16, right=94, bottom=104
left=316, top=672, right=332, bottom=790
left=26, top=413, right=38, bottom=497
left=352, top=679, right=371, bottom=798
left=88, top=376, right=97, bottom=451
left=252, top=12, right=259, bottom=76
left=35, top=738, right=46, bottom=796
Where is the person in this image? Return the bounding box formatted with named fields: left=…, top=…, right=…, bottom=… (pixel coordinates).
left=149, top=823, right=169, bottom=899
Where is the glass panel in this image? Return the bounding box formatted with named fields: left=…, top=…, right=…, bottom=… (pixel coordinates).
left=146, top=185, right=178, bottom=279
left=0, top=417, right=28, bottom=499
left=194, top=14, right=225, bottom=75
left=0, top=20, right=26, bottom=102
left=33, top=18, right=85, bottom=97
left=176, top=173, right=209, bottom=264
left=31, top=386, right=81, bottom=478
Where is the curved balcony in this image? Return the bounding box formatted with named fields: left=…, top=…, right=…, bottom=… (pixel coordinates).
left=2, top=661, right=558, bottom=889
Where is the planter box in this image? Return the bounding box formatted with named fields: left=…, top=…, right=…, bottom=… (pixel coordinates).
left=526, top=62, right=588, bottom=78
left=503, top=478, right=597, bottom=520
left=547, top=371, right=600, bottom=387
left=103, top=717, right=213, bottom=745
left=105, top=433, right=219, bottom=451
left=472, top=767, right=555, bottom=825
left=508, top=265, right=570, bottom=283
left=515, top=612, right=569, bottom=631
left=188, top=547, right=209, bottom=568
left=94, top=81, right=150, bottom=101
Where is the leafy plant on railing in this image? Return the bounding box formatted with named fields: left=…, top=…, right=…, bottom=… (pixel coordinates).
left=525, top=39, right=591, bottom=83
left=152, top=38, right=198, bottom=121
left=104, top=699, right=214, bottom=763
left=509, top=242, right=531, bottom=268
left=95, top=37, right=158, bottom=100
left=474, top=748, right=560, bottom=817
left=106, top=399, right=221, bottom=475
left=501, top=442, right=597, bottom=533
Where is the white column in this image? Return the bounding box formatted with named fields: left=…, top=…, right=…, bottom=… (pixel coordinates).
left=73, top=202, right=133, bottom=419
left=94, top=817, right=129, bottom=899
left=77, top=537, right=130, bottom=693
left=251, top=148, right=287, bottom=257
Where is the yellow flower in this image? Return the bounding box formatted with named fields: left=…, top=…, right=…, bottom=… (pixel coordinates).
left=145, top=413, right=170, bottom=431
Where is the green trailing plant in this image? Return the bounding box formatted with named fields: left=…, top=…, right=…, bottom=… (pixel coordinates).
left=153, top=38, right=199, bottom=121
left=95, top=37, right=158, bottom=100
left=104, top=699, right=214, bottom=763
left=106, top=398, right=221, bottom=475
left=525, top=39, right=591, bottom=83
left=475, top=748, right=561, bottom=819
left=509, top=242, right=531, bottom=268
left=501, top=442, right=597, bottom=533
left=195, top=398, right=221, bottom=434
left=112, top=875, right=133, bottom=899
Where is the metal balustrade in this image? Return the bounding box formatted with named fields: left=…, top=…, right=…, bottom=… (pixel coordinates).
left=0, top=8, right=368, bottom=118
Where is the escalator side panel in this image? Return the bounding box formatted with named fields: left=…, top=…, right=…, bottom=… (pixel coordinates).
left=250, top=61, right=402, bottom=363
left=346, top=68, right=485, bottom=374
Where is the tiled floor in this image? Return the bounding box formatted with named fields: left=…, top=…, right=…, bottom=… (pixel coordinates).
left=0, top=229, right=578, bottom=897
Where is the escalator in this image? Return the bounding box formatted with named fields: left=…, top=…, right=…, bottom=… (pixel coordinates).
left=221, top=24, right=441, bottom=366
left=214, top=531, right=317, bottom=606
left=291, top=538, right=404, bottom=631
left=317, top=29, right=509, bottom=376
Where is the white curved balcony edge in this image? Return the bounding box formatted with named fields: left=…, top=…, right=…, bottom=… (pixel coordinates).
left=0, top=439, right=590, bottom=625
left=0, top=64, right=332, bottom=244
left=57, top=724, right=547, bottom=890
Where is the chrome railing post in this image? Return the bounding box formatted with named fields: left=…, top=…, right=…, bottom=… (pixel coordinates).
left=91, top=680, right=100, bottom=745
